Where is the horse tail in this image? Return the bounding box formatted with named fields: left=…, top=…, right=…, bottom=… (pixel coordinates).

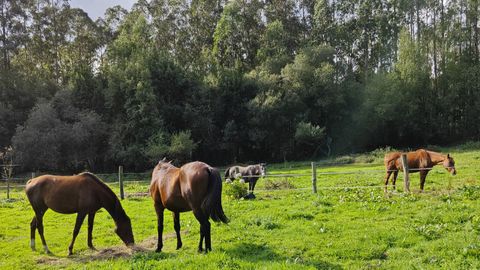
left=384, top=152, right=400, bottom=169
left=203, top=167, right=229, bottom=224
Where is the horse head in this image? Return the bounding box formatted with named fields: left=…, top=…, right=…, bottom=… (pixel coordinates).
left=114, top=206, right=135, bottom=246
left=158, top=157, right=173, bottom=168
left=443, top=154, right=456, bottom=176
left=259, top=163, right=267, bottom=177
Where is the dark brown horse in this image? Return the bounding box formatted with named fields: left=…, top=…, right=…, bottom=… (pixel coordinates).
left=384, top=149, right=456, bottom=192
left=25, top=172, right=134, bottom=255
left=224, top=163, right=267, bottom=195
left=150, top=159, right=228, bottom=253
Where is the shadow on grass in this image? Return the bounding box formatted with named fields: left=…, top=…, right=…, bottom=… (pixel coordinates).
left=225, top=242, right=343, bottom=269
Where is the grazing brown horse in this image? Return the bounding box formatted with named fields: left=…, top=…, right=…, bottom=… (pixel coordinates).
left=150, top=159, right=228, bottom=253
left=384, top=149, right=456, bottom=192
left=25, top=172, right=134, bottom=255
left=224, top=163, right=267, bottom=195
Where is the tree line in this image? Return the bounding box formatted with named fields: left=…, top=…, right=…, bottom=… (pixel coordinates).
left=1, top=0, right=479, bottom=172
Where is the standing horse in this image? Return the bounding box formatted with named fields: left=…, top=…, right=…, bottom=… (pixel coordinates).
left=224, top=163, right=266, bottom=195
left=25, top=172, right=134, bottom=255
left=384, top=149, right=456, bottom=192
left=150, top=159, right=228, bottom=253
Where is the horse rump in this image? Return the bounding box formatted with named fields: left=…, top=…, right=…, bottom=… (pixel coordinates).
left=202, top=167, right=229, bottom=224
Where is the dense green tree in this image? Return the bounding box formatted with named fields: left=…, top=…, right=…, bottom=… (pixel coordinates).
left=212, top=0, right=263, bottom=71
left=1, top=0, right=480, bottom=171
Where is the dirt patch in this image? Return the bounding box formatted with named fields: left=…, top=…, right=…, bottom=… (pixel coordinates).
left=36, top=256, right=67, bottom=266
left=35, top=230, right=190, bottom=266
left=139, top=230, right=189, bottom=250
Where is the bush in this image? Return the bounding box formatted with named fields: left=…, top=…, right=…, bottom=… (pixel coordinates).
left=224, top=181, right=248, bottom=199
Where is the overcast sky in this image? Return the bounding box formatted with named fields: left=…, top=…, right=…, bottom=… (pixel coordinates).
left=69, top=0, right=136, bottom=19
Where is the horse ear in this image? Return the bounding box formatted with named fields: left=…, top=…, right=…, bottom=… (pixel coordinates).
left=168, top=160, right=172, bottom=164
left=447, top=154, right=450, bottom=158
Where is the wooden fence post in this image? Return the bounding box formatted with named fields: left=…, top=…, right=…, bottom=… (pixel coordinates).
left=401, top=154, right=410, bottom=192
left=6, top=176, right=9, bottom=199
left=118, top=166, right=124, bottom=200
left=311, top=162, right=317, bottom=193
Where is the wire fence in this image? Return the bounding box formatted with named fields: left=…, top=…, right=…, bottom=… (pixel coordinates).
left=0, top=156, right=469, bottom=200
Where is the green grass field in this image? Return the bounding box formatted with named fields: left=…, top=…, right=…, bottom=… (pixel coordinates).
left=1, top=145, right=480, bottom=269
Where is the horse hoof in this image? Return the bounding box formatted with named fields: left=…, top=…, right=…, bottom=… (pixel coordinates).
left=89, top=246, right=97, bottom=251
left=176, top=243, right=182, bottom=250
left=155, top=248, right=162, bottom=253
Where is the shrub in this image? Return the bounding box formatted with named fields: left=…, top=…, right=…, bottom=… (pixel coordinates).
left=224, top=181, right=248, bottom=199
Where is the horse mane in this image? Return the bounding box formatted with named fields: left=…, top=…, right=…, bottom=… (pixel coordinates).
left=80, top=172, right=121, bottom=206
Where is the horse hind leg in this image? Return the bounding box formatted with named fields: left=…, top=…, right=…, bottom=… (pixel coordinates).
left=30, top=217, right=37, bottom=251
left=205, top=220, right=211, bottom=252
left=34, top=210, right=50, bottom=254
left=68, top=213, right=87, bottom=255
left=420, top=171, right=429, bottom=192
left=392, top=171, right=399, bottom=191
left=173, top=212, right=182, bottom=250
left=87, top=213, right=96, bottom=250
left=193, top=210, right=210, bottom=253
left=384, top=171, right=392, bottom=192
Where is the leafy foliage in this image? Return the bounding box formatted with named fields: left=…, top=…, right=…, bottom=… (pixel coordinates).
left=1, top=0, right=480, bottom=171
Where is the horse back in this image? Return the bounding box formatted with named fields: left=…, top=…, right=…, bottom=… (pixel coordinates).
left=411, top=149, right=431, bottom=169
left=25, top=174, right=102, bottom=214
left=151, top=163, right=208, bottom=212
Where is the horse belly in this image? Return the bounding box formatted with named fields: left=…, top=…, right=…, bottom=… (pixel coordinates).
left=164, top=196, right=191, bottom=212
left=45, top=197, right=79, bottom=214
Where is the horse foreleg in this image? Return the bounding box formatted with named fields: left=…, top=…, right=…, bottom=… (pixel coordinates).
left=154, top=202, right=165, bottom=252
left=68, top=213, right=86, bottom=255
left=173, top=212, right=182, bottom=249
left=87, top=213, right=96, bottom=250
left=251, top=179, right=258, bottom=194
left=30, top=217, right=37, bottom=251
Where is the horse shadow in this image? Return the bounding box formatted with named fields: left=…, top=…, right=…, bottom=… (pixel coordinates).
left=224, top=242, right=343, bottom=269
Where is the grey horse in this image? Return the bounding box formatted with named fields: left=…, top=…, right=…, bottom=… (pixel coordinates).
left=224, top=163, right=266, bottom=197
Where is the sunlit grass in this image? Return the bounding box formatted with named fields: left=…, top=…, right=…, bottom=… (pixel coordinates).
left=0, top=145, right=479, bottom=269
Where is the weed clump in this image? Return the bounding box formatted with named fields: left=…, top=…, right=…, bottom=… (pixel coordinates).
left=224, top=181, right=248, bottom=199
left=264, top=178, right=295, bottom=190
left=248, top=217, right=280, bottom=230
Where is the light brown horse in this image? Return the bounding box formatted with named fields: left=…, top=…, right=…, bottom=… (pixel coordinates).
left=384, top=149, right=456, bottom=192
left=25, top=172, right=134, bottom=255
left=150, top=159, right=228, bottom=253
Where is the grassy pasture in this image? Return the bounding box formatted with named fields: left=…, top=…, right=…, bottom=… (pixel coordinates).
left=1, top=146, right=480, bottom=269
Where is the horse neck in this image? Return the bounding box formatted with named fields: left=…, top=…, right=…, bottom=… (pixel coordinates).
left=100, top=191, right=125, bottom=224
left=427, top=151, right=446, bottom=165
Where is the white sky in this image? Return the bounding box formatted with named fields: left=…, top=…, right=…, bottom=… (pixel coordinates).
left=69, top=0, right=136, bottom=19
